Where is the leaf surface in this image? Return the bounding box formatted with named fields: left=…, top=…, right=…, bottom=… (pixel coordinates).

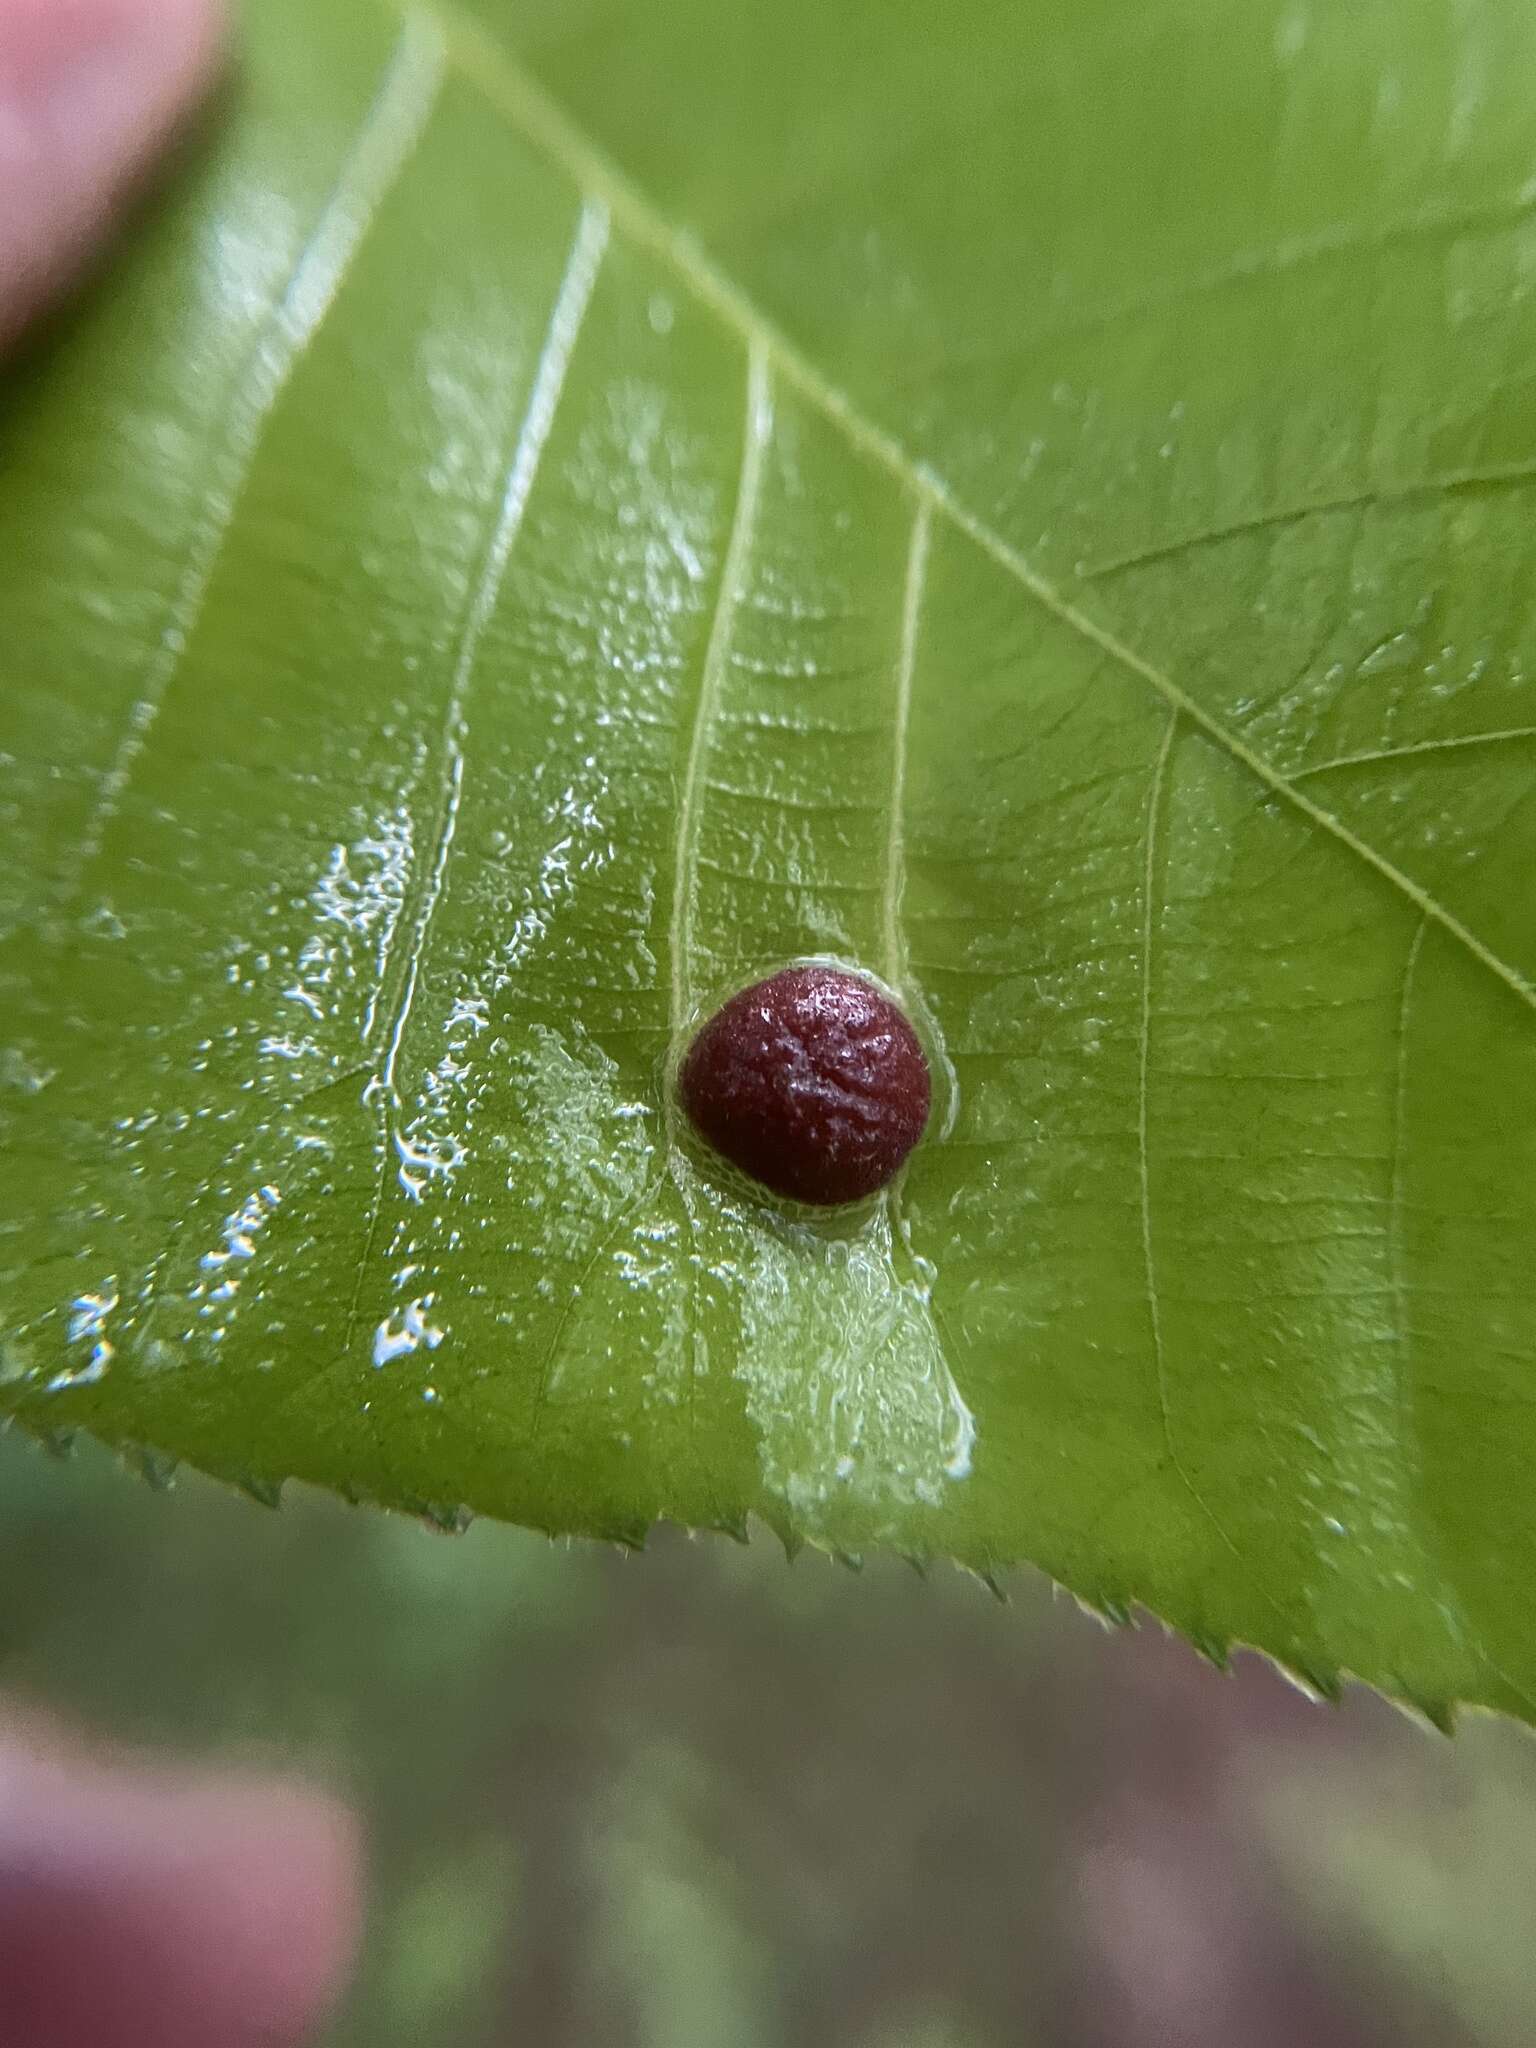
left=4, top=0, right=1536, bottom=1719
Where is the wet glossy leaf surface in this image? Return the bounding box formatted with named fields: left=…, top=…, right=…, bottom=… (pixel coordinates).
left=3, top=0, right=1536, bottom=1719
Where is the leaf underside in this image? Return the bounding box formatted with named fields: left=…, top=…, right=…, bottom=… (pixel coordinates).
left=4, top=0, right=1536, bottom=1723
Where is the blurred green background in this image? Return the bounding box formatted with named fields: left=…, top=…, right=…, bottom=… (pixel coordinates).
left=1, top=1421, right=1533, bottom=2048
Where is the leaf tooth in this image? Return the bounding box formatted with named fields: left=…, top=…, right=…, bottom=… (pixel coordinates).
left=1408, top=1695, right=1458, bottom=1738
left=417, top=1501, right=473, bottom=1535
left=1279, top=1659, right=1344, bottom=1706
left=969, top=1566, right=1009, bottom=1605
left=117, top=1442, right=178, bottom=1492
left=234, top=1472, right=285, bottom=1510
left=1058, top=1582, right=1130, bottom=1628
left=1088, top=1595, right=1131, bottom=1628
left=763, top=1516, right=802, bottom=1563
left=1188, top=1629, right=1232, bottom=1672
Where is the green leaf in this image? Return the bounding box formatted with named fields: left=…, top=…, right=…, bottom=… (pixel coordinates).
left=4, top=0, right=1536, bottom=1721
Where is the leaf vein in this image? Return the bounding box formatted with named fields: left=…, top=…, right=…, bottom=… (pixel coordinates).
left=66, top=9, right=444, bottom=900
left=1079, top=458, right=1536, bottom=583
left=1138, top=715, right=1279, bottom=1589
left=343, top=198, right=608, bottom=1364
left=1387, top=915, right=1428, bottom=1378
left=1292, top=728, right=1536, bottom=780
left=372, top=197, right=609, bottom=1109
left=1139, top=713, right=1177, bottom=1476
left=426, top=0, right=1536, bottom=1019
left=668, top=338, right=772, bottom=1042
left=883, top=500, right=929, bottom=989
left=1381, top=917, right=1531, bottom=1712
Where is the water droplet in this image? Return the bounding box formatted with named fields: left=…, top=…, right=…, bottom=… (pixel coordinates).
left=372, top=1297, right=445, bottom=1367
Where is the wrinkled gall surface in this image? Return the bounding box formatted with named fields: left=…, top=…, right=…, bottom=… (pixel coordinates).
left=679, top=966, right=931, bottom=1206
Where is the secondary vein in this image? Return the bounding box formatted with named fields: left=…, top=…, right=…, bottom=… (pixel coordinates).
left=428, top=0, right=1536, bottom=1020
left=69, top=9, right=444, bottom=903
left=668, top=336, right=772, bottom=1043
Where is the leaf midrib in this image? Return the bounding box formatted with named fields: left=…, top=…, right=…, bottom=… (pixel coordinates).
left=407, top=0, right=1536, bottom=1021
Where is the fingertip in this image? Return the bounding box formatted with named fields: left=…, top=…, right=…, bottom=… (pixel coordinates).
left=0, top=1720, right=365, bottom=2048
left=0, top=0, right=228, bottom=347
left=165, top=1774, right=368, bottom=2041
